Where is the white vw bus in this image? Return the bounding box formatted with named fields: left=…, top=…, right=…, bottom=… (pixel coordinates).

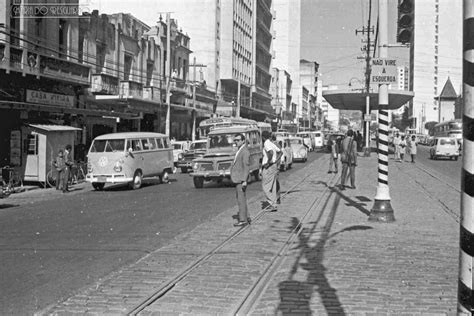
left=86, top=132, right=174, bottom=190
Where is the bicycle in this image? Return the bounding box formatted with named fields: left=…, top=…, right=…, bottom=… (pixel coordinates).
left=1, top=166, right=23, bottom=194
left=46, top=161, right=87, bottom=188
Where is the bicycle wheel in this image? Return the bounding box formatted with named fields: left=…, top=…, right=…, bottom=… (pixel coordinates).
left=46, top=170, right=57, bottom=188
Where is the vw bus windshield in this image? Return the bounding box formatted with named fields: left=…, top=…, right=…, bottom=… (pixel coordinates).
left=90, top=139, right=126, bottom=152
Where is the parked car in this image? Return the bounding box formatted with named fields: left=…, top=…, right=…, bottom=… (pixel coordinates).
left=171, top=140, right=190, bottom=172
left=176, top=140, right=207, bottom=173
left=276, top=137, right=293, bottom=171
left=429, top=137, right=460, bottom=160
left=289, top=137, right=308, bottom=162
left=191, top=125, right=262, bottom=188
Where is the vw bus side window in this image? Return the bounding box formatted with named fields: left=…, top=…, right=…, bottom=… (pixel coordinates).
left=163, top=138, right=169, bottom=148
left=156, top=138, right=164, bottom=149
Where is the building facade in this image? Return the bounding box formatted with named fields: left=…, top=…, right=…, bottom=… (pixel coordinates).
left=272, top=0, right=302, bottom=123
left=299, top=59, right=319, bottom=128
left=409, top=0, right=462, bottom=130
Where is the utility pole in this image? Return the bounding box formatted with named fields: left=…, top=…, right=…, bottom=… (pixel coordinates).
left=355, top=0, right=374, bottom=157
left=236, top=80, right=241, bottom=118
left=165, top=12, right=171, bottom=137
left=189, top=57, right=207, bottom=141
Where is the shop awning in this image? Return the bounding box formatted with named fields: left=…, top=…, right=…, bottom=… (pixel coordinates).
left=28, top=124, right=82, bottom=132
left=322, top=89, right=414, bottom=111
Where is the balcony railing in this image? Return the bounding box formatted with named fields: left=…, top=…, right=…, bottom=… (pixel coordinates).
left=120, top=81, right=143, bottom=98
left=91, top=73, right=119, bottom=95
left=0, top=44, right=90, bottom=85
left=143, top=86, right=162, bottom=102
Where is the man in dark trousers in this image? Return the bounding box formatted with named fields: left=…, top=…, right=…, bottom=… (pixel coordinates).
left=339, top=130, right=358, bottom=190
left=230, top=133, right=251, bottom=227
left=63, top=144, right=74, bottom=192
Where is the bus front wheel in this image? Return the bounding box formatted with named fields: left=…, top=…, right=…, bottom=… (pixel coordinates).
left=193, top=176, right=204, bottom=189
left=130, top=170, right=143, bottom=190
left=92, top=183, right=105, bottom=191
left=160, top=171, right=170, bottom=184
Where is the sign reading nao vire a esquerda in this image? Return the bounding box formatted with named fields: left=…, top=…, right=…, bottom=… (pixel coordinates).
left=370, top=58, right=397, bottom=84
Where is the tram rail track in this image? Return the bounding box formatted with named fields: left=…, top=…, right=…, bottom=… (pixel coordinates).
left=393, top=159, right=460, bottom=223
left=127, top=162, right=339, bottom=315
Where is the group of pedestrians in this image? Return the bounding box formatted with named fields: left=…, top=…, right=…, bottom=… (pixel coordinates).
left=230, top=131, right=282, bottom=227
left=327, top=130, right=358, bottom=190
left=53, top=144, right=74, bottom=193
left=230, top=128, right=363, bottom=227
left=392, top=132, right=418, bottom=163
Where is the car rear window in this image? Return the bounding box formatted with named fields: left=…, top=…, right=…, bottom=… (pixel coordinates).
left=440, top=139, right=456, bottom=145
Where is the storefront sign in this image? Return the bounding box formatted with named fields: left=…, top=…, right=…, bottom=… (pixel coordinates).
left=26, top=89, right=75, bottom=107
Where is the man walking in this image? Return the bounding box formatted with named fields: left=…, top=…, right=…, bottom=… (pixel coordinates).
left=339, top=130, right=357, bottom=190
left=392, top=132, right=401, bottom=161
left=261, top=131, right=281, bottom=211
left=230, top=133, right=251, bottom=227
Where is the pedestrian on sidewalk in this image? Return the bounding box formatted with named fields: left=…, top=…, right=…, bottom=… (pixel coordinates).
left=63, top=144, right=74, bottom=192
left=230, top=133, right=250, bottom=227
left=261, top=131, right=282, bottom=211
left=327, top=136, right=339, bottom=173
left=399, top=135, right=407, bottom=162
left=54, top=150, right=66, bottom=191
left=339, top=129, right=357, bottom=190
left=272, top=134, right=282, bottom=205
left=393, top=132, right=401, bottom=161
left=407, top=135, right=417, bottom=163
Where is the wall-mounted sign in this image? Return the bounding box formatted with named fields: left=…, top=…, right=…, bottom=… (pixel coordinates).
left=26, top=89, right=75, bottom=107
left=370, top=59, right=397, bottom=84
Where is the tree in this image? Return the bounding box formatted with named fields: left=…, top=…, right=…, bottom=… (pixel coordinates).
left=425, top=121, right=438, bottom=135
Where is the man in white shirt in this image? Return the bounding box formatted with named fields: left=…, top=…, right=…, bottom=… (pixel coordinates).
left=261, top=131, right=281, bottom=211
left=392, top=132, right=401, bottom=161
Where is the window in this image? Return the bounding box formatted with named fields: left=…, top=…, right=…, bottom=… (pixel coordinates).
left=124, top=54, right=133, bottom=81
left=147, top=138, right=157, bottom=150
left=156, top=138, right=164, bottom=149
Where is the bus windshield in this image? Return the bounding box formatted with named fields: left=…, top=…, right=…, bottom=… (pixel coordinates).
left=90, top=139, right=125, bottom=152
left=209, top=134, right=235, bottom=149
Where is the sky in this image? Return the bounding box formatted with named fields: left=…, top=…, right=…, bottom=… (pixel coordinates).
left=79, top=0, right=409, bottom=88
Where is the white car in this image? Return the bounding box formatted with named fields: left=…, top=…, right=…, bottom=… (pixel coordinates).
left=171, top=141, right=191, bottom=172
left=289, top=137, right=308, bottom=162
left=275, top=137, right=293, bottom=171
left=429, top=137, right=460, bottom=160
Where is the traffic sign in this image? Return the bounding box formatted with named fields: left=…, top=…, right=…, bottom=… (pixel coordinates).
left=370, top=58, right=397, bottom=84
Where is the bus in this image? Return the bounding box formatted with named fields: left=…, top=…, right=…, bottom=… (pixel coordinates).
left=86, top=132, right=174, bottom=190
left=433, top=119, right=463, bottom=146
left=198, top=117, right=271, bottom=138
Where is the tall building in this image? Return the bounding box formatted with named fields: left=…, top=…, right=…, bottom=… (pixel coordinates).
left=157, top=0, right=274, bottom=122
left=320, top=85, right=340, bottom=131
left=409, top=0, right=462, bottom=130
left=300, top=59, right=319, bottom=127
left=272, top=0, right=302, bottom=122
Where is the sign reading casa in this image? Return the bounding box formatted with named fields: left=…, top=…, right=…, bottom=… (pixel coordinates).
left=26, top=89, right=75, bottom=107
left=370, top=58, right=397, bottom=84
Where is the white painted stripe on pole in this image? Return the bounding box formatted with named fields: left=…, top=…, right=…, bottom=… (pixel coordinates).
left=462, top=192, right=474, bottom=233
left=459, top=249, right=473, bottom=287
left=464, top=141, right=474, bottom=175
left=467, top=0, right=474, bottom=18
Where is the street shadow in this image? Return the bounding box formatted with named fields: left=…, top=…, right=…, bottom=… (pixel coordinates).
left=0, top=203, right=19, bottom=209
left=329, top=186, right=371, bottom=216
left=276, top=187, right=374, bottom=315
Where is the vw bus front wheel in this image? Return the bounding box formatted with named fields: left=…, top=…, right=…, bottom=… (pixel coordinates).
left=130, top=170, right=143, bottom=190
left=160, top=170, right=170, bottom=184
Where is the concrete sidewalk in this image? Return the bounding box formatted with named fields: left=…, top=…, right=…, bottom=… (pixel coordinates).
left=44, top=152, right=460, bottom=315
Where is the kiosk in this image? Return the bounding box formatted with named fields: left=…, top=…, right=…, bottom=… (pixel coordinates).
left=23, top=124, right=81, bottom=186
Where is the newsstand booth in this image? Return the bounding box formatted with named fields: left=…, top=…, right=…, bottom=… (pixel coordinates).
left=23, top=124, right=81, bottom=186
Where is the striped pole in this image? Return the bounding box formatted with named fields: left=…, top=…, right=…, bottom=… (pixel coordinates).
left=458, top=1, right=474, bottom=313
left=369, top=0, right=395, bottom=222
